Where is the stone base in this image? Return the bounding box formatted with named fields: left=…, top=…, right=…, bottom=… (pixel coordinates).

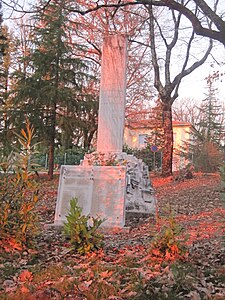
left=54, top=152, right=156, bottom=228
left=82, top=152, right=156, bottom=215
left=125, top=211, right=156, bottom=227
left=54, top=165, right=126, bottom=228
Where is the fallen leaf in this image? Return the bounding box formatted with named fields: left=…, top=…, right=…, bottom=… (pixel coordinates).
left=21, top=285, right=30, bottom=294
left=18, top=270, right=33, bottom=282
left=100, top=270, right=113, bottom=279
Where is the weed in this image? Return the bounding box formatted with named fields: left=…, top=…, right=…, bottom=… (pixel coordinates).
left=150, top=206, right=188, bottom=260
left=63, top=198, right=104, bottom=255
left=0, top=120, right=39, bottom=251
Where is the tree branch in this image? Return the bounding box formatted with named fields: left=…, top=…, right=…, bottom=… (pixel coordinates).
left=4, top=0, right=225, bottom=46
left=150, top=0, right=225, bottom=46
left=70, top=0, right=225, bottom=46
left=148, top=4, right=163, bottom=94
left=172, top=38, right=213, bottom=100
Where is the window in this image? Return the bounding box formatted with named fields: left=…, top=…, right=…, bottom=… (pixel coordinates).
left=138, top=134, right=148, bottom=148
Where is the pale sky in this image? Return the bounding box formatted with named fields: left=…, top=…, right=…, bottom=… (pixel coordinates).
left=179, top=64, right=225, bottom=102
left=3, top=1, right=225, bottom=105
left=178, top=45, right=225, bottom=103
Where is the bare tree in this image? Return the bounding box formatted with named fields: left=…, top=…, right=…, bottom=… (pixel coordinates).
left=3, top=1, right=225, bottom=46
left=70, top=1, right=155, bottom=122
left=76, top=0, right=225, bottom=47
left=72, top=0, right=219, bottom=176
left=173, top=98, right=201, bottom=125
left=147, top=3, right=212, bottom=176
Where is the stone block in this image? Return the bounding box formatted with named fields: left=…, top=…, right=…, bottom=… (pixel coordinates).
left=54, top=155, right=156, bottom=228
left=54, top=165, right=126, bottom=228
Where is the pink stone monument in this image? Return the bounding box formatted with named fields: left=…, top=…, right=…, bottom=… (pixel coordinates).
left=55, top=35, right=155, bottom=228
left=97, top=35, right=127, bottom=153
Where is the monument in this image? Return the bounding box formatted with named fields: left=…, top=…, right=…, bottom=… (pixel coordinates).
left=97, top=34, right=127, bottom=153
left=55, top=35, right=155, bottom=228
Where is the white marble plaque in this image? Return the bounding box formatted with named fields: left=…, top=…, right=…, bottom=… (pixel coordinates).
left=91, top=166, right=126, bottom=227
left=54, top=166, right=126, bottom=227
left=54, top=166, right=93, bottom=225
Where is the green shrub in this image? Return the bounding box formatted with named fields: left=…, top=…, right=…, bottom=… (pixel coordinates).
left=63, top=198, right=104, bottom=255
left=150, top=207, right=187, bottom=260
left=0, top=120, right=39, bottom=250
left=184, top=141, right=223, bottom=173
left=123, top=144, right=162, bottom=171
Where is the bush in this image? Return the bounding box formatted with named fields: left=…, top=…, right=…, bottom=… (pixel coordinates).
left=0, top=120, right=39, bottom=251
left=150, top=207, right=187, bottom=260
left=32, top=146, right=87, bottom=169
left=194, top=142, right=224, bottom=172
left=63, top=198, right=104, bottom=255
left=123, top=145, right=162, bottom=171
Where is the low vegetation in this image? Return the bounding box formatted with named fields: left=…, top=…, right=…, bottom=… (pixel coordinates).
left=63, top=197, right=104, bottom=255
left=0, top=121, right=39, bottom=251
left=0, top=128, right=224, bottom=299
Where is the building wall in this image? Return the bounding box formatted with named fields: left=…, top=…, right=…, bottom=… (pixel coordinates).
left=124, top=127, right=153, bottom=149
left=172, top=124, right=192, bottom=171
left=124, top=123, right=193, bottom=171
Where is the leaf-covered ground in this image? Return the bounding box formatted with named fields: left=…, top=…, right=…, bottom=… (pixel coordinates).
left=0, top=173, right=224, bottom=300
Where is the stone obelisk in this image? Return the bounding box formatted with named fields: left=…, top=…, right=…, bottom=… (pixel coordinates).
left=97, top=35, right=127, bottom=153
left=54, top=34, right=155, bottom=228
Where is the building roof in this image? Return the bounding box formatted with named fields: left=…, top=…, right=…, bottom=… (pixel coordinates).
left=126, top=119, right=192, bottom=129
left=172, top=120, right=192, bottom=127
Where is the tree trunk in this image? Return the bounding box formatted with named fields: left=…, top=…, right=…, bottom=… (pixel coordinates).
left=88, top=129, right=96, bottom=149
left=83, top=131, right=88, bottom=150
left=48, top=138, right=54, bottom=180
left=48, top=107, right=56, bottom=180
left=161, top=101, right=173, bottom=177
